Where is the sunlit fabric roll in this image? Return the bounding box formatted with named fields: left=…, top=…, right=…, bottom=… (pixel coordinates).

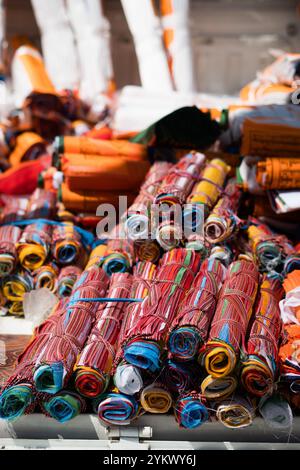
left=188, top=158, right=230, bottom=212
left=0, top=225, right=22, bottom=277
left=16, top=221, right=52, bottom=270
left=74, top=273, right=133, bottom=398
left=201, top=375, right=237, bottom=401
left=200, top=260, right=259, bottom=378
left=123, top=249, right=201, bottom=373
left=216, top=396, right=255, bottom=429
left=155, top=152, right=205, bottom=206
left=2, top=271, right=34, bottom=315
left=114, top=261, right=156, bottom=394
left=140, top=383, right=172, bottom=414
left=162, top=359, right=200, bottom=395
left=40, top=390, right=86, bottom=423
left=256, top=158, right=300, bottom=190
left=51, top=222, right=82, bottom=265
left=26, top=188, right=57, bottom=220
left=97, top=392, right=139, bottom=426
left=33, top=262, right=59, bottom=293
left=241, top=276, right=283, bottom=397
left=183, top=202, right=207, bottom=254
left=155, top=219, right=182, bottom=251
left=57, top=265, right=82, bottom=297
left=174, top=393, right=209, bottom=429
left=259, top=395, right=293, bottom=430
left=209, top=245, right=233, bottom=267
left=168, top=258, right=226, bottom=361
left=33, top=267, right=109, bottom=394
left=102, top=226, right=135, bottom=276
left=204, top=179, right=242, bottom=245
left=85, top=244, right=107, bottom=270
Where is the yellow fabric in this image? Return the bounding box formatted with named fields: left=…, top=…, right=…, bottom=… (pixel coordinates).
left=85, top=244, right=108, bottom=270
left=140, top=385, right=172, bottom=414
left=16, top=46, right=56, bottom=94
left=203, top=342, right=237, bottom=378
left=201, top=375, right=237, bottom=400
left=17, top=244, right=47, bottom=271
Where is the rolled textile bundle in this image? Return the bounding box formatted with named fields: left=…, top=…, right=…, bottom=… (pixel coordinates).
left=33, top=266, right=109, bottom=394
left=168, top=258, right=226, bottom=361
left=102, top=227, right=135, bottom=276
left=33, top=262, right=59, bottom=293
left=259, top=395, right=293, bottom=430
left=85, top=244, right=107, bottom=270
left=241, top=276, right=284, bottom=397
left=279, top=324, right=300, bottom=392
left=51, top=222, right=82, bottom=265
left=216, top=396, right=255, bottom=429
left=55, top=136, right=146, bottom=160
left=256, top=158, right=300, bottom=190
left=140, top=383, right=172, bottom=414
left=97, top=391, right=139, bottom=426
left=201, top=375, right=237, bottom=401
left=155, top=152, right=206, bottom=207
left=74, top=273, right=133, bottom=398
left=209, top=245, right=233, bottom=267
left=155, top=218, right=182, bottom=251
left=183, top=202, right=207, bottom=254
left=2, top=271, right=34, bottom=316
left=283, top=252, right=300, bottom=276
left=204, top=178, right=242, bottom=245
left=123, top=249, right=201, bottom=373
left=162, top=359, right=200, bottom=395
left=40, top=390, right=86, bottom=423
left=0, top=225, right=22, bottom=277
left=200, top=259, right=259, bottom=378
left=281, top=269, right=300, bottom=324
left=16, top=221, right=52, bottom=270
left=62, top=154, right=150, bottom=192
left=0, top=300, right=66, bottom=420
left=0, top=196, right=28, bottom=224
left=113, top=261, right=157, bottom=395
left=133, top=239, right=161, bottom=263
left=26, top=188, right=57, bottom=219
left=57, top=265, right=82, bottom=297
left=174, top=393, right=209, bottom=429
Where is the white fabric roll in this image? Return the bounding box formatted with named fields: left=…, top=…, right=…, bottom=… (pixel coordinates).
left=114, top=364, right=143, bottom=395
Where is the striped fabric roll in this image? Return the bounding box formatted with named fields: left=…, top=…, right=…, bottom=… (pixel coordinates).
left=0, top=225, right=22, bottom=277
left=241, top=276, right=283, bottom=397
left=16, top=221, right=52, bottom=270
left=2, top=271, right=34, bottom=316
left=74, top=273, right=133, bottom=398
left=168, top=258, right=226, bottom=361
left=201, top=375, right=238, bottom=401
left=85, top=244, right=107, bottom=270
left=123, top=249, right=201, bottom=373
left=57, top=265, right=82, bottom=297
left=200, top=259, right=259, bottom=378
left=216, top=396, right=255, bottom=428
left=33, top=267, right=109, bottom=394
left=174, top=393, right=209, bottom=429
left=97, top=391, right=139, bottom=426
left=26, top=188, right=57, bottom=219
left=102, top=225, right=135, bottom=276
left=40, top=390, right=86, bottom=423
left=33, top=262, right=59, bottom=293
left=51, top=222, right=83, bottom=265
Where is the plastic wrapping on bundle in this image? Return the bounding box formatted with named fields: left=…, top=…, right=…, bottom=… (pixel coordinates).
left=0, top=225, right=22, bottom=277
left=57, top=265, right=82, bottom=297
left=200, top=259, right=259, bottom=378
left=74, top=273, right=133, bottom=398
left=259, top=395, right=293, bottom=430
left=16, top=221, right=52, bottom=270
left=168, top=258, right=226, bottom=361
left=51, top=222, right=82, bottom=265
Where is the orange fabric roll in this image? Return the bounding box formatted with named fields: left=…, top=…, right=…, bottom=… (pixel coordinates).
left=256, top=158, right=300, bottom=190
left=60, top=182, right=137, bottom=213
left=9, top=132, right=45, bottom=167
left=283, top=270, right=300, bottom=323
left=58, top=137, right=147, bottom=160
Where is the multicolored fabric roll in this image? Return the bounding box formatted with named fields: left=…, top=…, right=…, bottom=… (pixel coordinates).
left=16, top=221, right=52, bottom=270
left=2, top=271, right=34, bottom=316
left=241, top=276, right=283, bottom=397
left=215, top=396, right=255, bottom=428
left=51, top=222, right=82, bottom=265
left=140, top=383, right=172, bottom=414
left=200, top=259, right=259, bottom=378
left=283, top=252, right=300, bottom=276
left=102, top=225, right=135, bottom=276
left=168, top=258, right=226, bottom=361
left=57, top=265, right=82, bottom=297
left=40, top=390, right=86, bottom=423
left=85, top=244, right=107, bottom=270
left=204, top=178, right=242, bottom=245
left=33, top=267, right=109, bottom=394
left=123, top=249, right=201, bottom=373
left=174, top=393, right=209, bottom=429
left=33, top=262, right=59, bottom=293
left=97, top=391, right=139, bottom=426
left=162, top=359, right=200, bottom=396
left=74, top=273, right=133, bottom=398
left=26, top=188, right=57, bottom=219
left=201, top=375, right=237, bottom=401
left=209, top=245, right=233, bottom=267
left=133, top=240, right=161, bottom=264
left=0, top=225, right=22, bottom=277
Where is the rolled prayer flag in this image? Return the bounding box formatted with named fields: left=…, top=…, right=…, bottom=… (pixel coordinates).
left=2, top=271, right=34, bottom=316
left=140, top=383, right=172, bottom=414
left=97, top=391, right=139, bottom=426
left=57, top=265, right=82, bottom=297
left=241, top=275, right=283, bottom=397
left=40, top=390, right=86, bottom=423
left=51, top=222, right=82, bottom=265
left=74, top=273, right=133, bottom=398
left=174, top=393, right=209, bottom=429
left=168, top=258, right=226, bottom=361
left=256, top=158, right=300, bottom=190
left=209, top=245, right=233, bottom=267
left=0, top=225, right=22, bottom=277
left=16, top=221, right=52, bottom=270
left=85, top=244, right=107, bottom=270
left=102, top=226, right=135, bottom=276
left=200, top=259, right=259, bottom=378
left=201, top=375, right=237, bottom=401
left=33, top=267, right=109, bottom=394
left=33, top=262, right=59, bottom=293
left=216, top=396, right=255, bottom=428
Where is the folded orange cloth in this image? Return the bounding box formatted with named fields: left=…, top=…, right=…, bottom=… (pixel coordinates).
left=257, top=158, right=300, bottom=190
left=61, top=154, right=150, bottom=192
left=60, top=182, right=137, bottom=212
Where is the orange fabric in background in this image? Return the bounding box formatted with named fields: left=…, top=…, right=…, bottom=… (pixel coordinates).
left=9, top=132, right=45, bottom=167
left=257, top=158, right=300, bottom=190
left=240, top=81, right=292, bottom=103
left=60, top=137, right=147, bottom=159
left=16, top=45, right=56, bottom=95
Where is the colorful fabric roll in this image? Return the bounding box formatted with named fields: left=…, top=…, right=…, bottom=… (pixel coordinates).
left=40, top=390, right=86, bottom=423
left=123, top=249, right=201, bottom=373
left=209, top=245, right=233, bottom=267
left=33, top=267, right=109, bottom=394
left=155, top=218, right=182, bottom=251
left=133, top=240, right=161, bottom=264
left=283, top=252, right=300, bottom=276
left=85, top=244, right=107, bottom=270
left=97, top=391, right=139, bottom=426
left=162, top=359, right=200, bottom=395
left=201, top=375, right=237, bottom=401
left=140, top=383, right=172, bottom=414
left=2, top=271, right=34, bottom=316
left=174, top=393, right=209, bottom=429
left=155, top=152, right=205, bottom=206
left=51, top=222, right=82, bottom=265
left=216, top=396, right=255, bottom=429
left=241, top=276, right=283, bottom=397
left=102, top=226, right=135, bottom=276
left=281, top=269, right=300, bottom=324
left=74, top=273, right=133, bottom=398
left=204, top=178, right=242, bottom=245
left=33, top=262, right=59, bottom=293
left=57, top=265, right=82, bottom=297
left=168, top=258, right=226, bottom=361
left=0, top=225, right=22, bottom=277
left=200, top=259, right=259, bottom=378
left=16, top=221, right=52, bottom=270
left=26, top=188, right=57, bottom=220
